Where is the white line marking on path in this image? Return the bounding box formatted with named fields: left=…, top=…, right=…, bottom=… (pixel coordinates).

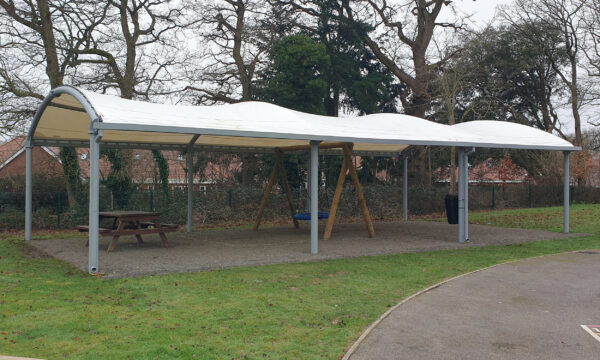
left=580, top=325, right=600, bottom=343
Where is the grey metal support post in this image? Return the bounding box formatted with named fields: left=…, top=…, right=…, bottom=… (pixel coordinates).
left=463, top=149, right=470, bottom=242
left=563, top=151, right=570, bottom=233
left=187, top=152, right=194, bottom=233
left=25, top=144, right=33, bottom=241
left=186, top=134, right=200, bottom=233
left=403, top=155, right=408, bottom=222
left=457, top=148, right=465, bottom=243
left=306, top=158, right=311, bottom=213
left=310, top=140, right=320, bottom=254
left=88, top=125, right=102, bottom=274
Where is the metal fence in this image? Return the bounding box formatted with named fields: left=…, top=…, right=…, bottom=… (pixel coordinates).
left=0, top=183, right=594, bottom=230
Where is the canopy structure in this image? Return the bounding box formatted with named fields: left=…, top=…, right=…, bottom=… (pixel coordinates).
left=24, top=86, right=580, bottom=274
left=29, top=86, right=576, bottom=153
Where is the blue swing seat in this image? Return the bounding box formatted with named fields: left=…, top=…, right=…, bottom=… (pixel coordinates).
left=293, top=212, right=329, bottom=221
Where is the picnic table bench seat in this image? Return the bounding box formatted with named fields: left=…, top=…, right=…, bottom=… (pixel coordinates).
left=78, top=224, right=178, bottom=234
left=140, top=222, right=179, bottom=229
left=77, top=225, right=112, bottom=234
left=77, top=211, right=178, bottom=252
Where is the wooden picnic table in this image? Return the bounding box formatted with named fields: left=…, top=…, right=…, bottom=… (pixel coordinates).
left=79, top=211, right=177, bottom=252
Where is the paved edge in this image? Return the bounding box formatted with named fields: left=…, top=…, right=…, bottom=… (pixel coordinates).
left=341, top=249, right=593, bottom=360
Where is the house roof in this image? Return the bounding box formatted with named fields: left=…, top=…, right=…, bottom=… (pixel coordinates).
left=28, top=86, right=579, bottom=154
left=0, top=136, right=237, bottom=184
left=0, top=136, right=26, bottom=169
left=0, top=136, right=63, bottom=172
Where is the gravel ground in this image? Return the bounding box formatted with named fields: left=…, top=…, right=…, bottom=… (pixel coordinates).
left=29, top=221, right=580, bottom=278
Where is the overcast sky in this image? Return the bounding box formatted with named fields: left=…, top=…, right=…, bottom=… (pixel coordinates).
left=4, top=0, right=593, bottom=142
left=453, top=0, right=514, bottom=27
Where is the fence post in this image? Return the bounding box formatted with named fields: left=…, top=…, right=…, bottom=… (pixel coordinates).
left=528, top=183, right=533, bottom=208
left=228, top=189, right=232, bottom=208
left=149, top=189, right=154, bottom=212
left=570, top=185, right=574, bottom=205
left=57, top=192, right=61, bottom=229
left=491, top=185, right=495, bottom=209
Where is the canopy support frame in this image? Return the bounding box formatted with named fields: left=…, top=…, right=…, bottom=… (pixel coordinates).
left=25, top=141, right=33, bottom=241
left=186, top=135, right=200, bottom=233
left=23, top=86, right=582, bottom=274
left=564, top=151, right=570, bottom=233
left=458, top=147, right=474, bottom=243
left=310, top=141, right=320, bottom=254
left=458, top=148, right=464, bottom=242
left=403, top=155, right=408, bottom=222
left=88, top=122, right=103, bottom=274
left=458, top=148, right=468, bottom=243
left=464, top=148, right=472, bottom=241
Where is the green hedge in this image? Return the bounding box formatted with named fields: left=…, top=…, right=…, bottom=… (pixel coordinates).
left=0, top=183, right=593, bottom=230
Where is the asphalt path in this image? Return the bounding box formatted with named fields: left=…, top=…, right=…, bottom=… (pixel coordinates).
left=348, top=250, right=600, bottom=360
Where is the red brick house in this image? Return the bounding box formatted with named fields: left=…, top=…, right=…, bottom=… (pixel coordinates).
left=127, top=150, right=241, bottom=190
left=433, top=155, right=530, bottom=185
left=0, top=136, right=240, bottom=189
left=0, top=136, right=65, bottom=179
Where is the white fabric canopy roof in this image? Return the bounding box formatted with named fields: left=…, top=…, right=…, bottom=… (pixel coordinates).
left=24, top=86, right=577, bottom=275
left=28, top=86, right=578, bottom=153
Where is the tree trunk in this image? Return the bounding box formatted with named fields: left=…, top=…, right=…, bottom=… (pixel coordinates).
left=37, top=0, right=62, bottom=87
left=407, top=47, right=430, bottom=119
left=570, top=66, right=582, bottom=146
left=36, top=0, right=81, bottom=206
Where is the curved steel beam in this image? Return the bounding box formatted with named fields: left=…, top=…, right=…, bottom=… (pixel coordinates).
left=25, top=85, right=103, bottom=274
left=26, top=85, right=102, bottom=146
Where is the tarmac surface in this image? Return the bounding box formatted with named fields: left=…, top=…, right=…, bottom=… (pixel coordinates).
left=348, top=250, right=600, bottom=360
left=29, top=221, right=578, bottom=278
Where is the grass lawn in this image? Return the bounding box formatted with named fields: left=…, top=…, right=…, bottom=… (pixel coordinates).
left=1, top=204, right=599, bottom=359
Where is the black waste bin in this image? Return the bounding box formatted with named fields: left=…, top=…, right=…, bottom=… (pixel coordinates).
left=445, top=194, right=458, bottom=224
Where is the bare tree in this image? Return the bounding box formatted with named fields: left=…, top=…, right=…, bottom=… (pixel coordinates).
left=72, top=0, right=189, bottom=100
left=0, top=0, right=108, bottom=204
left=467, top=24, right=568, bottom=135
left=183, top=1, right=288, bottom=186
left=306, top=0, right=467, bottom=185
left=582, top=0, right=600, bottom=111
left=333, top=0, right=466, bottom=118
left=276, top=0, right=466, bottom=117
left=503, top=0, right=587, bottom=146
left=434, top=58, right=469, bottom=194
left=0, top=1, right=108, bottom=131
left=69, top=0, right=194, bottom=199
left=184, top=0, right=283, bottom=104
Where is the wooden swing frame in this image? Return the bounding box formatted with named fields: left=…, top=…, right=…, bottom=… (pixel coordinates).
left=253, top=142, right=375, bottom=240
